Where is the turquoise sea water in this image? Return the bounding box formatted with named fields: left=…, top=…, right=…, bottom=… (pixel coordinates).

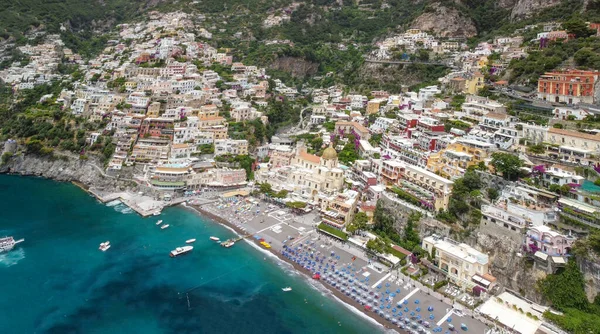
left=0, top=176, right=381, bottom=334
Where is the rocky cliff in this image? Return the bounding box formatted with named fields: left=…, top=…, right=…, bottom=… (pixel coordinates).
left=510, top=0, right=563, bottom=18
left=269, top=57, right=319, bottom=78
left=0, top=151, right=132, bottom=192
left=411, top=2, right=477, bottom=38
left=468, top=224, right=546, bottom=302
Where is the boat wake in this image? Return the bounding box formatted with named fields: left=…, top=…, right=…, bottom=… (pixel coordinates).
left=113, top=203, right=133, bottom=214
left=0, top=248, right=25, bottom=267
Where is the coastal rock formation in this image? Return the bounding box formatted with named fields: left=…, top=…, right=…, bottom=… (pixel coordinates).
left=0, top=150, right=128, bottom=192
left=411, top=2, right=477, bottom=38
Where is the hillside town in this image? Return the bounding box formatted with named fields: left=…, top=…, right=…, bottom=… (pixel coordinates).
left=2, top=9, right=600, bottom=334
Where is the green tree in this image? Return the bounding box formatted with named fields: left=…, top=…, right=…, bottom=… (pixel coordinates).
left=347, top=212, right=369, bottom=235
left=491, top=152, right=523, bottom=181
left=563, top=18, right=595, bottom=38
left=487, top=188, right=499, bottom=201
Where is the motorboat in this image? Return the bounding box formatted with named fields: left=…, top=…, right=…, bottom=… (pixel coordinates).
left=210, top=236, right=220, bottom=241
left=160, top=224, right=170, bottom=230
left=0, top=236, right=24, bottom=253
left=186, top=239, right=196, bottom=244
left=153, top=211, right=160, bottom=216
left=156, top=220, right=163, bottom=225
left=282, top=287, right=292, bottom=292
left=99, top=241, right=111, bottom=251
left=170, top=246, right=193, bottom=257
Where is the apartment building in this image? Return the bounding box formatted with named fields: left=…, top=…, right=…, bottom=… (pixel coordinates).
left=214, top=139, right=249, bottom=156
left=422, top=235, right=494, bottom=289
left=461, top=95, right=506, bottom=122
left=524, top=225, right=575, bottom=256
left=130, top=139, right=170, bottom=162
left=537, top=69, right=599, bottom=104
left=335, top=121, right=371, bottom=141
left=319, top=189, right=359, bottom=229
left=381, top=159, right=453, bottom=211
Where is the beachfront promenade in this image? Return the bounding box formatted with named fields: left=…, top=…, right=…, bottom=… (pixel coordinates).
left=197, top=197, right=492, bottom=334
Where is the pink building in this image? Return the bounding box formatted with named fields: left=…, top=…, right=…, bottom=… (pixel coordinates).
left=525, top=225, right=575, bottom=256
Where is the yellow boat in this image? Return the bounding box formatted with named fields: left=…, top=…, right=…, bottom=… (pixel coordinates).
left=260, top=241, right=271, bottom=249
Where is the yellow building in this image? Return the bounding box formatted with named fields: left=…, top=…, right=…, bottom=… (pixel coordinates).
left=366, top=101, right=381, bottom=115
left=427, top=140, right=493, bottom=179
left=465, top=72, right=485, bottom=95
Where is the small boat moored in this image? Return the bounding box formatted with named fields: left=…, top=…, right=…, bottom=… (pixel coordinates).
left=160, top=224, right=170, bottom=230
left=209, top=236, right=220, bottom=241
left=156, top=220, right=163, bottom=225
left=221, top=239, right=235, bottom=248
left=186, top=239, right=196, bottom=244
left=282, top=287, right=292, bottom=292
left=170, top=246, right=193, bottom=257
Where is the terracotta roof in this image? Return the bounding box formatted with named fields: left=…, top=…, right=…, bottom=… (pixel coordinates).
left=485, top=112, right=509, bottom=120
left=391, top=245, right=413, bottom=256
left=336, top=121, right=369, bottom=134
left=299, top=151, right=320, bottom=164
left=549, top=128, right=600, bottom=141
left=155, top=167, right=189, bottom=172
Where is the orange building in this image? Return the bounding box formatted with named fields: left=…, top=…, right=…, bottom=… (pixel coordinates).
left=537, top=69, right=599, bottom=104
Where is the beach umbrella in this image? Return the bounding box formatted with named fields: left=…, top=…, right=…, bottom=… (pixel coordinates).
left=387, top=305, right=391, bottom=309
left=396, top=288, right=401, bottom=293
left=428, top=306, right=434, bottom=312
left=415, top=299, right=420, bottom=304
left=404, top=307, right=409, bottom=312
left=416, top=307, right=421, bottom=312
left=386, top=283, right=390, bottom=287
left=392, top=308, right=397, bottom=313
left=398, top=311, right=403, bottom=316
left=447, top=317, right=452, bottom=323
left=429, top=314, right=435, bottom=320
left=410, top=312, right=415, bottom=316
left=404, top=300, right=408, bottom=305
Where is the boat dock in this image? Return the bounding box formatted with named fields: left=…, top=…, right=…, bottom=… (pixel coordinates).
left=88, top=189, right=185, bottom=217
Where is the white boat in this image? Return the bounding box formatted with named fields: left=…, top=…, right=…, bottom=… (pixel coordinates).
left=209, top=236, right=220, bottom=241
left=153, top=211, right=160, bottom=216
left=0, top=236, right=24, bottom=253
left=221, top=239, right=235, bottom=248
left=160, top=224, right=170, bottom=230
left=186, top=239, right=196, bottom=244
left=156, top=220, right=163, bottom=225
left=170, top=245, right=193, bottom=257
left=99, top=241, right=111, bottom=251
left=282, top=287, right=292, bottom=292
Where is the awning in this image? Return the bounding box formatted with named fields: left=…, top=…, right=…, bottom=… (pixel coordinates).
left=534, top=251, right=548, bottom=261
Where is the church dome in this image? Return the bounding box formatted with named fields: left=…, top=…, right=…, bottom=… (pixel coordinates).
left=322, top=144, right=338, bottom=160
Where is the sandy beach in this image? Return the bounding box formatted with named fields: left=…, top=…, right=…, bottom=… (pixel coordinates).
left=185, top=197, right=491, bottom=334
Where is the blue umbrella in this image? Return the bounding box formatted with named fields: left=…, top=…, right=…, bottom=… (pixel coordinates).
left=404, top=300, right=408, bottom=305
left=429, top=314, right=435, bottom=320
left=415, top=299, right=420, bottom=304
left=447, top=317, right=452, bottom=323
left=396, top=288, right=401, bottom=293
left=416, top=307, right=421, bottom=312
left=428, top=306, right=434, bottom=312
left=404, top=307, right=409, bottom=312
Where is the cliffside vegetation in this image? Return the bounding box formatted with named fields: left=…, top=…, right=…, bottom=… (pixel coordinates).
left=538, top=261, right=600, bottom=333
